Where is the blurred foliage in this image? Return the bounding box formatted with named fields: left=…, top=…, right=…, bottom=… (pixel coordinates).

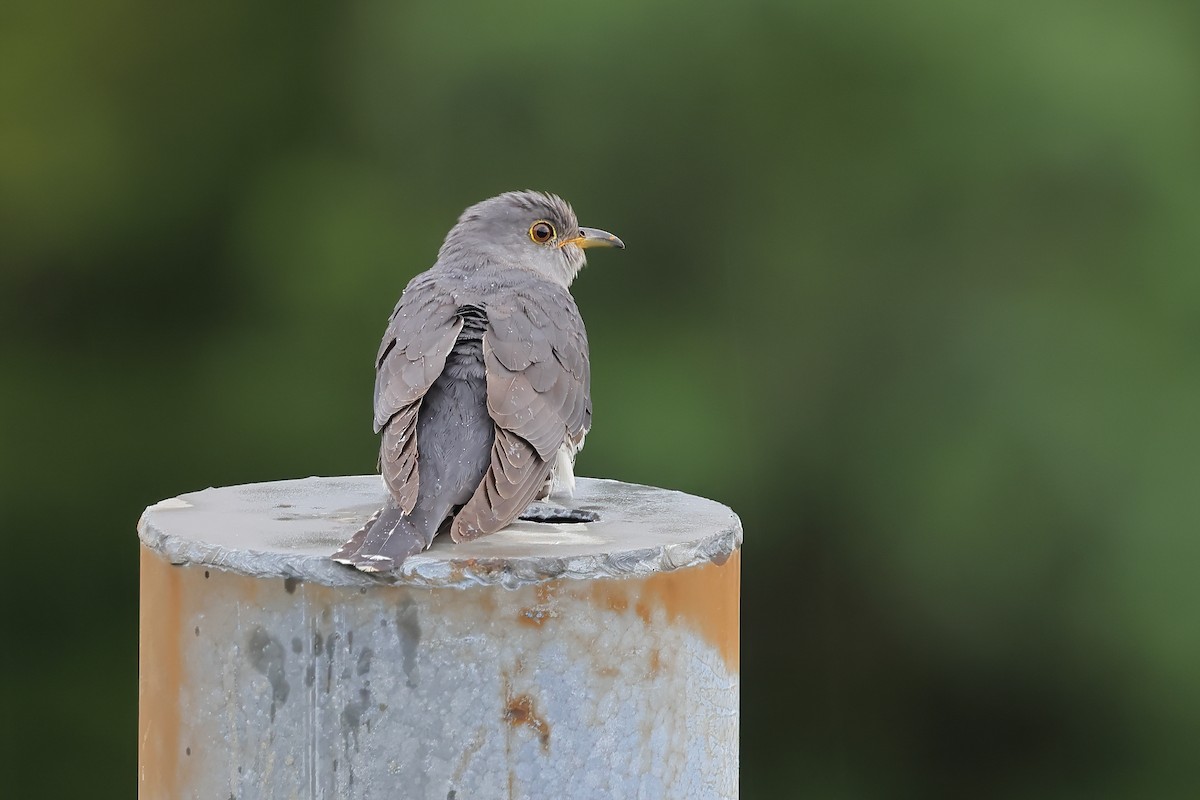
left=3, top=0, right=1200, bottom=796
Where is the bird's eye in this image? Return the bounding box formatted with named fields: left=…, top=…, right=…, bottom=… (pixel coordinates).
left=529, top=221, right=555, bottom=244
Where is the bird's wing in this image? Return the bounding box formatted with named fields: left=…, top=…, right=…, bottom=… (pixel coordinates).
left=451, top=282, right=591, bottom=541
left=374, top=275, right=464, bottom=514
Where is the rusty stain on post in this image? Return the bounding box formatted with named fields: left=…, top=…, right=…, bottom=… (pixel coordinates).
left=137, top=476, right=741, bottom=799
left=138, top=548, right=183, bottom=799
left=584, top=551, right=741, bottom=673
left=503, top=687, right=551, bottom=752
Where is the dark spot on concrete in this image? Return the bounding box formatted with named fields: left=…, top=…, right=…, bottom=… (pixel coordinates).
left=341, top=688, right=371, bottom=755
left=204, top=570, right=210, bottom=579
left=448, top=792, right=457, bottom=799
left=324, top=632, right=337, bottom=691
left=194, top=626, right=200, bottom=637
left=313, top=632, right=323, bottom=652
left=395, top=595, right=421, bottom=688
left=275, top=503, right=292, bottom=508
left=237, top=766, right=242, bottom=774
left=357, top=647, right=373, bottom=676
left=347, top=630, right=354, bottom=652
left=186, top=746, right=191, bottom=756
left=284, top=576, right=299, bottom=594
left=247, top=626, right=290, bottom=722
left=332, top=759, right=338, bottom=772
left=341, top=688, right=371, bottom=729
left=291, top=637, right=303, bottom=655
left=504, top=693, right=551, bottom=752
left=359, top=587, right=367, bottom=594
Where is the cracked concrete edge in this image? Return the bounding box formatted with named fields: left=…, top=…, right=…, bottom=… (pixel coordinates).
left=137, top=477, right=743, bottom=590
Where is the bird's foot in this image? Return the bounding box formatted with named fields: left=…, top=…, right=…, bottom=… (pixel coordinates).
left=519, top=503, right=600, bottom=524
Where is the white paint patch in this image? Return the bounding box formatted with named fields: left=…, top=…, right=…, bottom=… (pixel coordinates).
left=486, top=524, right=601, bottom=544
left=152, top=497, right=193, bottom=510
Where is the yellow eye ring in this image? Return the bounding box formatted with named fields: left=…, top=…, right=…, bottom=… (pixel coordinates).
left=529, top=220, right=555, bottom=244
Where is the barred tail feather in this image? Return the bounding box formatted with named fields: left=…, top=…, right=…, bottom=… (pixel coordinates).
left=332, top=505, right=431, bottom=573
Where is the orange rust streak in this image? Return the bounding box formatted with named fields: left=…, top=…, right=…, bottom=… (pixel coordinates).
left=533, top=582, right=558, bottom=605
left=503, top=693, right=551, bottom=752
left=587, top=550, right=741, bottom=673
left=516, top=581, right=562, bottom=627
left=648, top=648, right=663, bottom=677
left=138, top=547, right=184, bottom=799
left=516, top=607, right=553, bottom=627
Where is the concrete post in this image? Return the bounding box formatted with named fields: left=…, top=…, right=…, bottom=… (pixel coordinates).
left=138, top=476, right=741, bottom=799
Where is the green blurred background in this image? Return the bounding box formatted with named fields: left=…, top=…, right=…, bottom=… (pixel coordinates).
left=3, top=0, right=1199, bottom=796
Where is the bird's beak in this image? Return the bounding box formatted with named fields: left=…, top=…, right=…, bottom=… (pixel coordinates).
left=560, top=226, right=625, bottom=250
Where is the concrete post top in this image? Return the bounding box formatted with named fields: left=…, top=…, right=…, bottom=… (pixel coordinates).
left=138, top=476, right=742, bottom=589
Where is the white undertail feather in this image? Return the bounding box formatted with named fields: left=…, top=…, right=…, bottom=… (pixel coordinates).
left=550, top=433, right=585, bottom=501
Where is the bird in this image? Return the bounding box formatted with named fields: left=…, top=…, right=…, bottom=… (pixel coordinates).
left=333, top=190, right=623, bottom=572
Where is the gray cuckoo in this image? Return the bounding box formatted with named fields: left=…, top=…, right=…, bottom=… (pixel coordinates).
left=333, top=191, right=623, bottom=572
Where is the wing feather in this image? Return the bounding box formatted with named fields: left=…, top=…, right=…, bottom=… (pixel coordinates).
left=452, top=428, right=551, bottom=541
left=373, top=276, right=464, bottom=509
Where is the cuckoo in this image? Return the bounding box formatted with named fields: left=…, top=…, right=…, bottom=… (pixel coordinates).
left=333, top=191, right=623, bottom=572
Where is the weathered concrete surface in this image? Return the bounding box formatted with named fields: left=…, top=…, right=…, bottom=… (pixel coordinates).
left=138, top=476, right=741, bottom=800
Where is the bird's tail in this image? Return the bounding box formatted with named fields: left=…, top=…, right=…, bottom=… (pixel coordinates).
left=332, top=504, right=433, bottom=573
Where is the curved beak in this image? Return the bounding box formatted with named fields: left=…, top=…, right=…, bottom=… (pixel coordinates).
left=561, top=226, right=624, bottom=250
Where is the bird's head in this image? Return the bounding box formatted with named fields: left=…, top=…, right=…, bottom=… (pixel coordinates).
left=438, top=190, right=623, bottom=286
